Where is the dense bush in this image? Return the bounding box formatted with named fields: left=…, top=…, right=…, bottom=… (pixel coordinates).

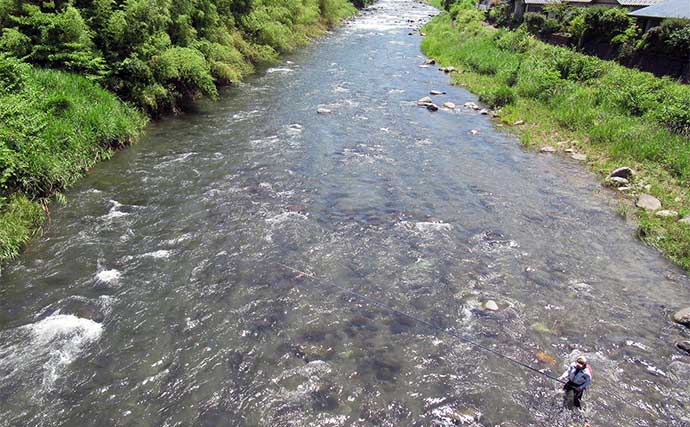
left=639, top=18, right=690, bottom=57
left=0, top=0, right=360, bottom=115
left=523, top=12, right=545, bottom=35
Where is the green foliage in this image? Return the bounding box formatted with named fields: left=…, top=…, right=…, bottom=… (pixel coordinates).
left=479, top=85, right=515, bottom=108
left=486, top=2, right=510, bottom=27
left=0, top=195, right=45, bottom=261
left=0, top=55, right=28, bottom=93
left=523, top=12, right=546, bottom=35
left=495, top=27, right=532, bottom=53
left=639, top=18, right=690, bottom=57
left=0, top=28, right=32, bottom=58
left=153, top=46, right=218, bottom=101
left=0, top=0, right=358, bottom=115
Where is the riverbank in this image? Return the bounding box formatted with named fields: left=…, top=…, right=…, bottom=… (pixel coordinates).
left=0, top=1, right=362, bottom=265
left=0, top=59, right=146, bottom=261
left=421, top=0, right=690, bottom=270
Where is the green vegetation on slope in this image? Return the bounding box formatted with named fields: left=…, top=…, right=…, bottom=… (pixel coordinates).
left=0, top=0, right=359, bottom=115
left=0, top=0, right=363, bottom=264
left=422, top=0, right=690, bottom=269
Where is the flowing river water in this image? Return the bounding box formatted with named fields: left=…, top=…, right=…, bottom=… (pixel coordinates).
left=2, top=1, right=690, bottom=426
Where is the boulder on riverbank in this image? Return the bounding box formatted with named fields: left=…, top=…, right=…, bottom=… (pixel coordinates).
left=607, top=167, right=635, bottom=181
left=676, top=340, right=690, bottom=354
left=636, top=194, right=662, bottom=212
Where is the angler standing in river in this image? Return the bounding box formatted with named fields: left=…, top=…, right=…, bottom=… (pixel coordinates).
left=559, top=356, right=593, bottom=409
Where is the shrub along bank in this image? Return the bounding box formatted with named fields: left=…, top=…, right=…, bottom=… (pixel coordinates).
left=0, top=0, right=364, bottom=264
left=422, top=0, right=690, bottom=269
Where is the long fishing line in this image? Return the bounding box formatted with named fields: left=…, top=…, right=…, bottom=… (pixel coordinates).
left=277, top=263, right=567, bottom=384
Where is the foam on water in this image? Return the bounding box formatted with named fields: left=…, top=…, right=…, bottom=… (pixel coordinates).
left=142, top=250, right=172, bottom=259
left=0, top=314, right=103, bottom=391
left=95, top=269, right=121, bottom=284
left=266, top=67, right=294, bottom=74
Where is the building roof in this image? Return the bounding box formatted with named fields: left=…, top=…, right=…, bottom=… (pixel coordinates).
left=618, top=0, right=660, bottom=6
left=629, top=0, right=690, bottom=18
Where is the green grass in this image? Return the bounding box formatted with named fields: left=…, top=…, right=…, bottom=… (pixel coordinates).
left=0, top=58, right=146, bottom=262
left=421, top=6, right=690, bottom=269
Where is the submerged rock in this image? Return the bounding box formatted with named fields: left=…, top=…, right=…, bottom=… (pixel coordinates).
left=470, top=129, right=479, bottom=135
left=636, top=194, right=662, bottom=212
left=483, top=300, right=499, bottom=311
left=673, top=307, right=690, bottom=326
left=317, top=107, right=332, bottom=115
left=607, top=167, right=635, bottom=180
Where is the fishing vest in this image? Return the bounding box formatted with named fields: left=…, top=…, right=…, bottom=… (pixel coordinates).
left=567, top=363, right=593, bottom=387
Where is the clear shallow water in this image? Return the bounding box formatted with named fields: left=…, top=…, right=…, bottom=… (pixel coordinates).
left=1, top=1, right=690, bottom=426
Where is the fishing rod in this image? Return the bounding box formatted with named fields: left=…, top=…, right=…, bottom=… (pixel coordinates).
left=277, top=263, right=567, bottom=385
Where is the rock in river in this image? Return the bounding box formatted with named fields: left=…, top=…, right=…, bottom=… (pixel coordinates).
left=317, top=107, right=332, bottom=115
left=443, top=102, right=456, bottom=109
left=483, top=300, right=499, bottom=311
left=673, top=307, right=690, bottom=326
left=636, top=194, right=662, bottom=212
left=430, top=90, right=445, bottom=95
left=426, top=103, right=439, bottom=112
left=417, top=96, right=433, bottom=106
left=540, top=146, right=556, bottom=153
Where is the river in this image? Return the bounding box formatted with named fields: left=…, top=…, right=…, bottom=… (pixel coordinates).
left=1, top=1, right=689, bottom=426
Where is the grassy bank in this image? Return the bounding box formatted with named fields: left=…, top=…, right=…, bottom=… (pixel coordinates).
left=0, top=57, right=146, bottom=261
left=421, top=1, right=690, bottom=269
left=0, top=0, right=362, bottom=265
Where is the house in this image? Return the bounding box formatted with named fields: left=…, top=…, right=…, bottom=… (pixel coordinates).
left=510, top=0, right=661, bottom=20
left=629, top=0, right=690, bottom=32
